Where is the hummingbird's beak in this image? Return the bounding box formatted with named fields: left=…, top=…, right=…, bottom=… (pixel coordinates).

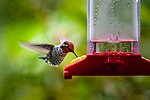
left=67, top=47, right=78, bottom=58
left=72, top=51, right=78, bottom=58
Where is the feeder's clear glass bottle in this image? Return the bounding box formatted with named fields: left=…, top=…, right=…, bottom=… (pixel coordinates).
left=88, top=0, right=140, bottom=54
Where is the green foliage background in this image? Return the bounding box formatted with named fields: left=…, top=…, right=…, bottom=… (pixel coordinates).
left=0, top=0, right=150, bottom=100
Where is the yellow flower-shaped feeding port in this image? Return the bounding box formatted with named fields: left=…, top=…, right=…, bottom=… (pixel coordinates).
left=71, top=55, right=87, bottom=64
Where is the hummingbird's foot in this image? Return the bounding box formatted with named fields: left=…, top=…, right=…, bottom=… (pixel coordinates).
left=38, top=56, right=48, bottom=63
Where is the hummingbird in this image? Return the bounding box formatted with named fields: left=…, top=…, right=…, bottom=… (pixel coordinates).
left=21, top=41, right=78, bottom=67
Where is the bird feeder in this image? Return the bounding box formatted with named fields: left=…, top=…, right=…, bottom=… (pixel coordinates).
left=64, top=0, right=150, bottom=79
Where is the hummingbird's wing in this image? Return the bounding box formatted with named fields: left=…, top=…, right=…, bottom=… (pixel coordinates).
left=21, top=42, right=54, bottom=54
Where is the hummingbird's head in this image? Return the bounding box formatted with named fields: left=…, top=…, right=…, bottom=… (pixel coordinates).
left=61, top=41, right=78, bottom=58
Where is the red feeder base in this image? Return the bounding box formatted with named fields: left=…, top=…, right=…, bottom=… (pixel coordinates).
left=64, top=52, right=150, bottom=79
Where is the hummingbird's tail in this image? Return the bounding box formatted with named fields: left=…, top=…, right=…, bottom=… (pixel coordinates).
left=38, top=56, right=48, bottom=63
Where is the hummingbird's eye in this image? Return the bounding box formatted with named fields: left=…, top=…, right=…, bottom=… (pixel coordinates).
left=65, top=45, right=69, bottom=47
left=62, top=43, right=69, bottom=48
